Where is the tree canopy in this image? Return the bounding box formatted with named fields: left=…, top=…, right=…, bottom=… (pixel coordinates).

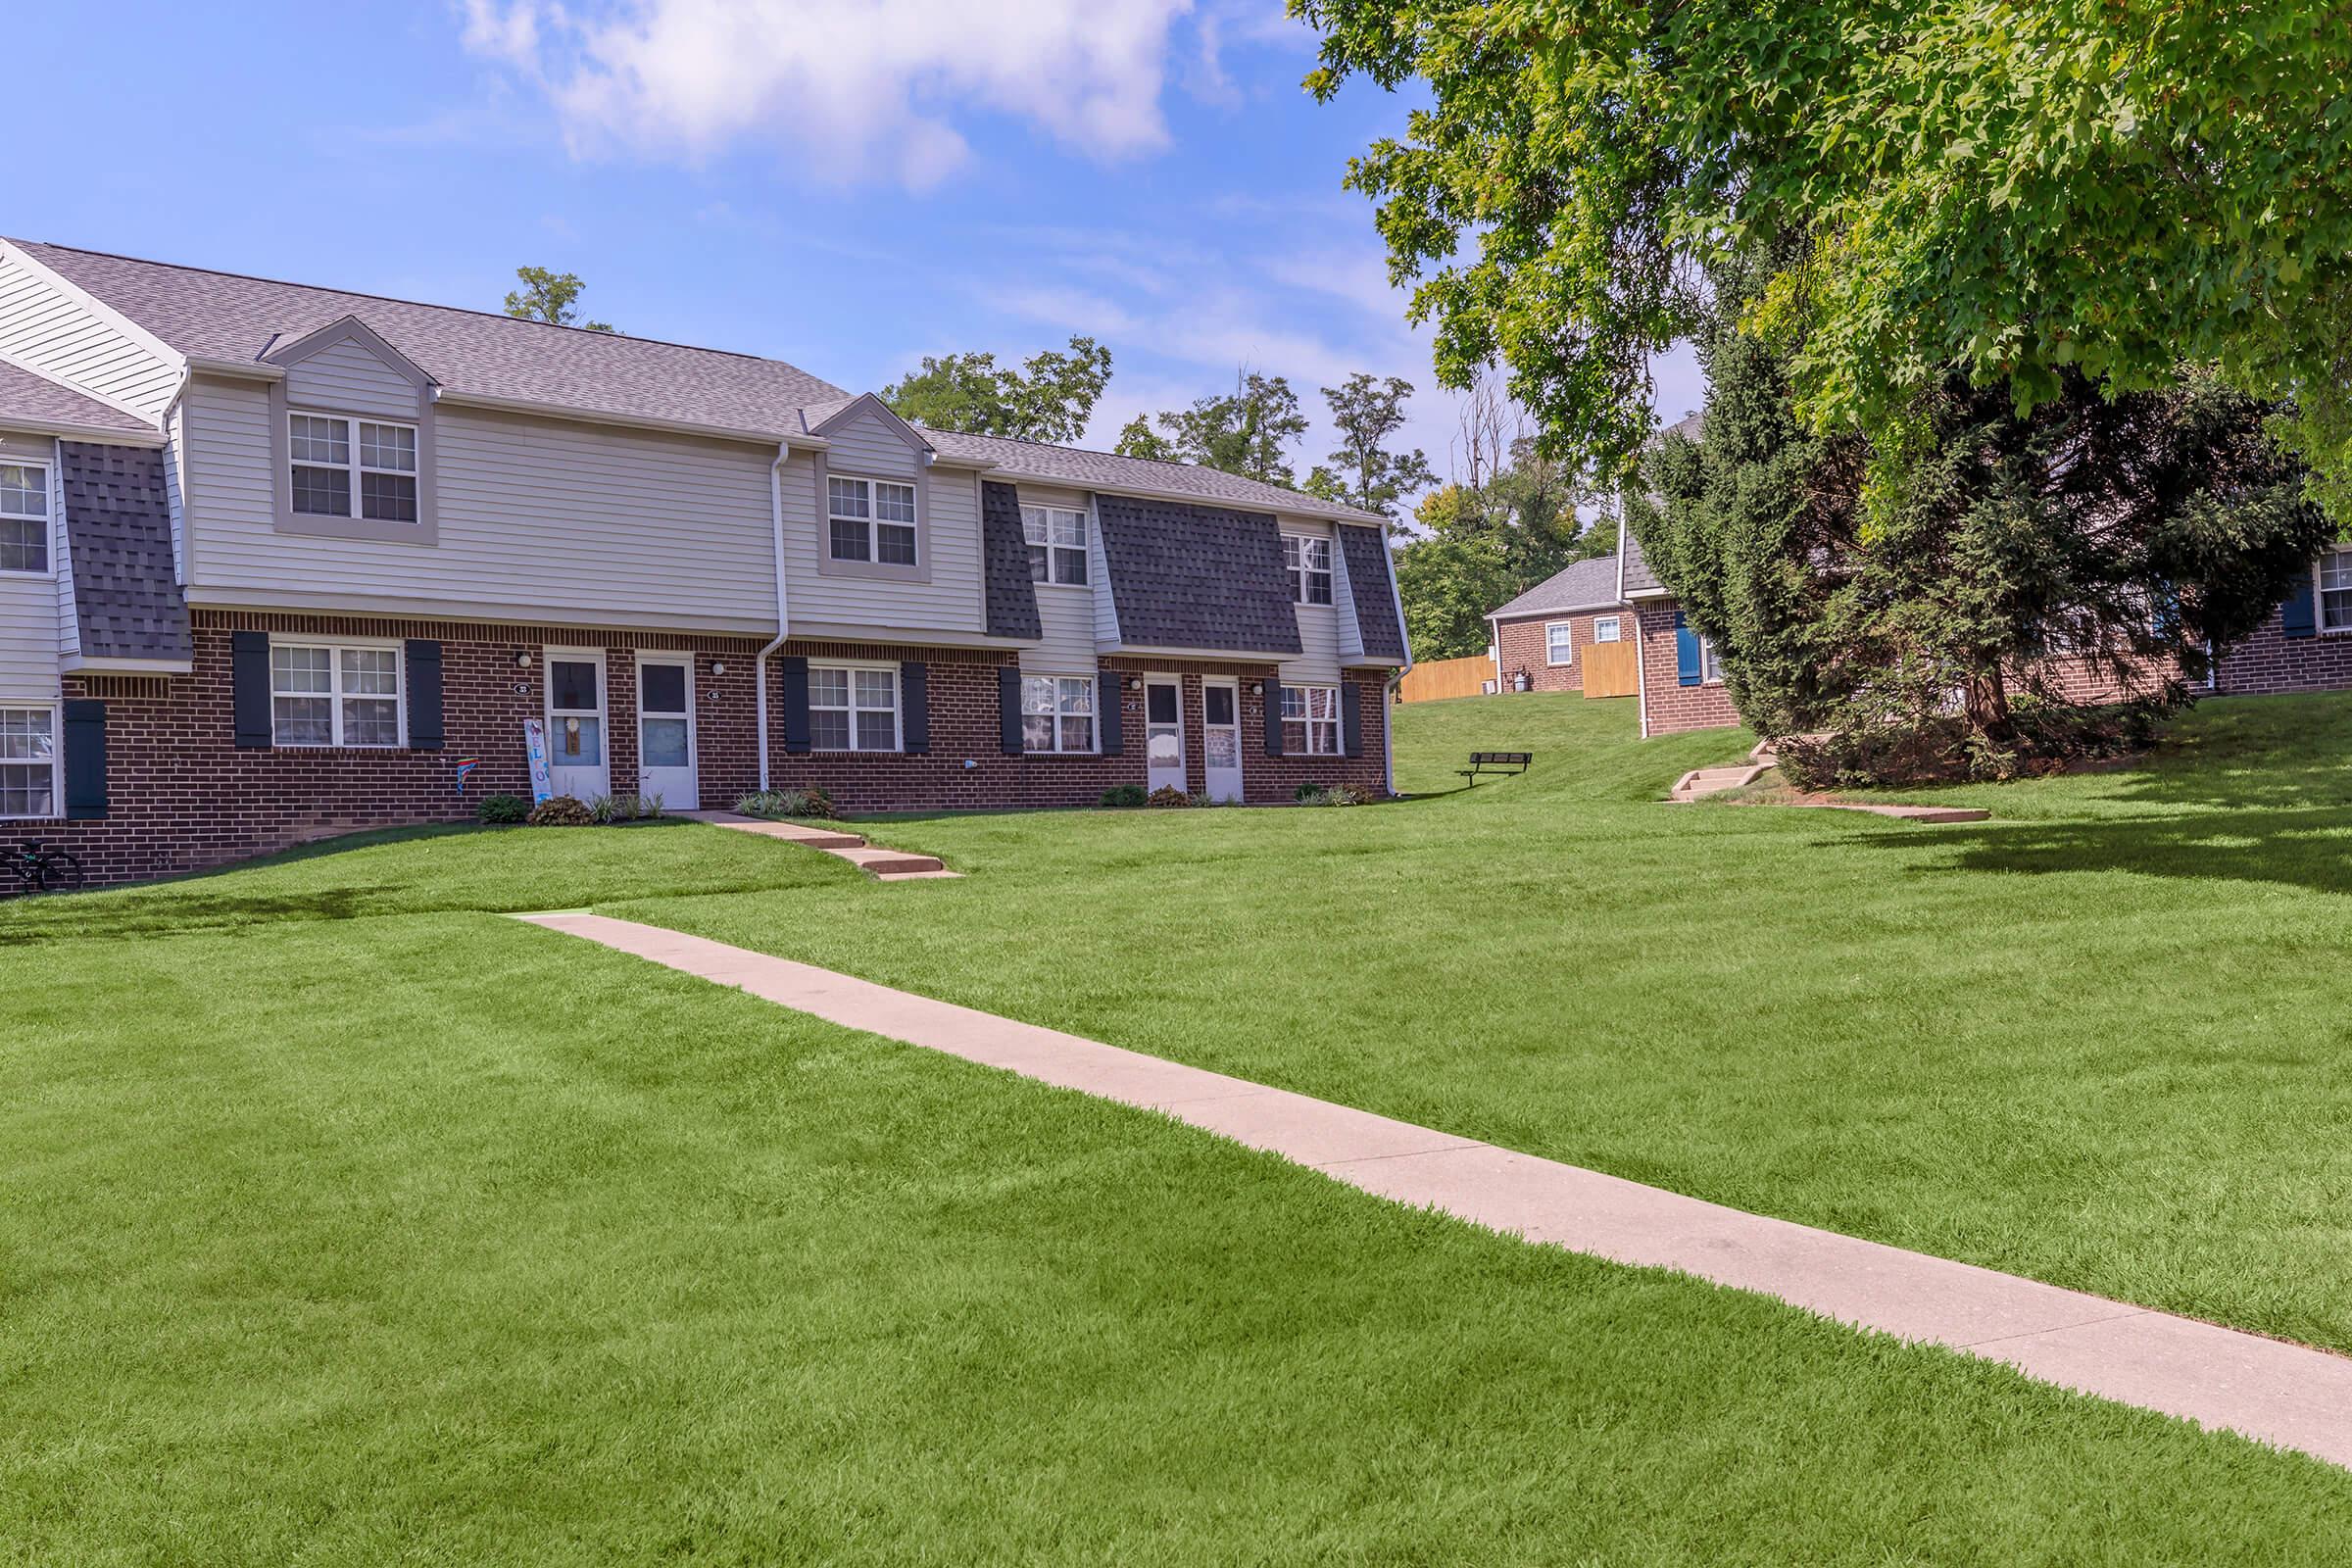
left=1394, top=433, right=1600, bottom=660
left=1304, top=373, right=1437, bottom=517
left=1115, top=370, right=1309, bottom=485
left=880, top=336, right=1113, bottom=445
left=1295, top=1, right=2352, bottom=513
left=504, top=267, right=614, bottom=333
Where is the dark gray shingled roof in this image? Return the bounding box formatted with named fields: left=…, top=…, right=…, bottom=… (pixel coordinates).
left=924, top=426, right=1388, bottom=526
left=1489, top=554, right=1624, bottom=620
left=1619, top=522, right=1663, bottom=596
left=0, top=358, right=154, bottom=436
left=1094, top=494, right=1302, bottom=655
left=15, top=240, right=851, bottom=437
left=1337, top=524, right=1407, bottom=662
left=59, top=442, right=190, bottom=662
left=979, top=481, right=1042, bottom=640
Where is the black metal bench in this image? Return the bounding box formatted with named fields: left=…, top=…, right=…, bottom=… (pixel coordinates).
left=1457, top=751, right=1534, bottom=784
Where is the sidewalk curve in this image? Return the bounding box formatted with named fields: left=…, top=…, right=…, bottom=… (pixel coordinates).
left=516, top=909, right=2352, bottom=1472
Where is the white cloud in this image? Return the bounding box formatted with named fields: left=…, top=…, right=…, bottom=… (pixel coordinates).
left=461, top=0, right=1196, bottom=189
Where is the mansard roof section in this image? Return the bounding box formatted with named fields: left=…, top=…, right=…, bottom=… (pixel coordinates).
left=1338, top=524, right=1409, bottom=664
left=12, top=240, right=851, bottom=438
left=1094, top=493, right=1303, bottom=656
left=260, top=314, right=435, bottom=387
left=60, top=441, right=192, bottom=665
left=919, top=426, right=1389, bottom=525
left=0, top=358, right=159, bottom=441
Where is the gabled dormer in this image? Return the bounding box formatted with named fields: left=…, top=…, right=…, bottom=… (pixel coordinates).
left=261, top=315, right=437, bottom=545
left=803, top=393, right=933, bottom=585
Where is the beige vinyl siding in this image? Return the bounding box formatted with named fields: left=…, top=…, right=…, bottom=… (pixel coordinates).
left=0, top=246, right=179, bottom=421
left=1281, top=519, right=1343, bottom=683
left=1321, top=516, right=1367, bottom=660
left=283, top=338, right=418, bottom=419
left=0, top=432, right=59, bottom=695
left=784, top=409, right=984, bottom=635
left=1016, top=483, right=1098, bottom=672
left=163, top=405, right=187, bottom=582
left=182, top=376, right=779, bottom=630
left=1089, top=513, right=1120, bottom=646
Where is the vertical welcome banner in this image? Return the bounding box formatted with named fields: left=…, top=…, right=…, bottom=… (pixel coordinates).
left=523, top=718, right=554, bottom=805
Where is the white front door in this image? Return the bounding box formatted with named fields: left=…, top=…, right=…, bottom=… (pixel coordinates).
left=635, top=655, right=697, bottom=808
left=1145, top=677, right=1186, bottom=795
left=545, top=649, right=610, bottom=802
left=1202, top=679, right=1244, bottom=803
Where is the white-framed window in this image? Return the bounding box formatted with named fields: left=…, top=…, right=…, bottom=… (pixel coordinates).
left=289, top=414, right=418, bottom=523
left=270, top=640, right=404, bottom=747
left=1283, top=533, right=1334, bottom=605
left=1021, top=674, right=1096, bottom=754
left=1593, top=615, right=1622, bottom=643
left=827, top=474, right=918, bottom=565
left=1544, top=623, right=1575, bottom=665
left=2321, top=549, right=2352, bottom=632
left=1023, top=506, right=1089, bottom=585
left=0, top=707, right=58, bottom=819
left=0, top=461, right=50, bottom=574
left=1699, top=635, right=1726, bottom=684
left=808, top=662, right=900, bottom=752
left=1282, top=684, right=1341, bottom=755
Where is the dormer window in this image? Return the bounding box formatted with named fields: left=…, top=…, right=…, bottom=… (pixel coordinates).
left=828, top=475, right=918, bottom=566
left=290, top=414, right=418, bottom=523
left=1023, top=506, right=1089, bottom=585
left=1284, top=533, right=1334, bottom=606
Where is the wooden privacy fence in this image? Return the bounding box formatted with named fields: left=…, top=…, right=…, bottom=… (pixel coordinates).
left=1581, top=640, right=1639, bottom=699
left=1397, top=655, right=1494, bottom=703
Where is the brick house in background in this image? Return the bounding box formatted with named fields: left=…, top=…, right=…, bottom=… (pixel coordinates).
left=1484, top=555, right=1627, bottom=696
left=0, top=239, right=1409, bottom=885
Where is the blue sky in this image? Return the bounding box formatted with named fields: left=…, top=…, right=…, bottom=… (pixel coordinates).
left=10, top=0, right=1702, bottom=501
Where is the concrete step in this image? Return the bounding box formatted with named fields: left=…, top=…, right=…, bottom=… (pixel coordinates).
left=1668, top=763, right=1769, bottom=803
left=833, top=844, right=949, bottom=877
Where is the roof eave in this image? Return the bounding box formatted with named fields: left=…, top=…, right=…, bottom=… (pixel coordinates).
left=1, top=418, right=164, bottom=447
left=432, top=388, right=827, bottom=450
left=981, top=465, right=1384, bottom=525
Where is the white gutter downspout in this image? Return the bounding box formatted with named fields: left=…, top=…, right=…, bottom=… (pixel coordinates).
left=1620, top=514, right=1650, bottom=739
left=756, top=443, right=792, bottom=790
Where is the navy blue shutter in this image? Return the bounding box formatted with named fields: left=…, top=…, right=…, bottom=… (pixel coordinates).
left=1674, top=612, right=1701, bottom=686
left=1097, top=669, right=1122, bottom=755
left=2282, top=571, right=2319, bottom=640
left=231, top=630, right=273, bottom=748
left=1341, top=682, right=1362, bottom=759
left=901, top=662, right=929, bottom=754
left=1265, top=683, right=1286, bottom=757
left=405, top=640, right=444, bottom=750
left=999, top=667, right=1024, bottom=755
left=780, top=657, right=811, bottom=754
left=62, top=700, right=106, bottom=820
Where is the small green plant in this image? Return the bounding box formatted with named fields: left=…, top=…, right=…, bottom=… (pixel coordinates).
left=1099, top=784, right=1148, bottom=808
left=476, top=793, right=530, bottom=825
left=1146, top=785, right=1193, bottom=808
left=1295, top=785, right=1366, bottom=808
left=525, top=795, right=594, bottom=827
left=734, top=786, right=839, bottom=820
left=588, top=792, right=664, bottom=824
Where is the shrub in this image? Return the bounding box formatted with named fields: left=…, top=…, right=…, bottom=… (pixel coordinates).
left=1295, top=785, right=1366, bottom=808
left=589, top=792, right=664, bottom=824
left=1099, top=784, right=1148, bottom=808
left=476, top=793, right=530, bottom=825
left=1777, top=700, right=2164, bottom=790
left=1145, top=785, right=1193, bottom=808
left=734, top=786, right=839, bottom=820
left=526, top=795, right=594, bottom=827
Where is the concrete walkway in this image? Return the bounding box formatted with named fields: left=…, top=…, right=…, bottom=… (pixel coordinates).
left=676, top=809, right=959, bottom=880
left=518, top=910, right=2352, bottom=1471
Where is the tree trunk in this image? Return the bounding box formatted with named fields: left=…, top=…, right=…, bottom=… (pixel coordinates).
left=1961, top=666, right=2015, bottom=742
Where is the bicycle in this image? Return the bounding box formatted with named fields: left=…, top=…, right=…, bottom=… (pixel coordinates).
left=6, top=839, right=85, bottom=896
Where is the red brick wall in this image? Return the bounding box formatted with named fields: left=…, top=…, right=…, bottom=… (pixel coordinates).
left=1494, top=611, right=1629, bottom=694
left=1635, top=602, right=1742, bottom=735
left=2215, top=602, right=2352, bottom=696
left=762, top=644, right=1389, bottom=811
left=25, top=613, right=1394, bottom=885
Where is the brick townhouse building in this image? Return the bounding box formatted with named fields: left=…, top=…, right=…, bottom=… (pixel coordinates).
left=0, top=240, right=1409, bottom=884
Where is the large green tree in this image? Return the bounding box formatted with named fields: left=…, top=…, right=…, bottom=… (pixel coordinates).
left=880, top=337, right=1112, bottom=445
left=1634, top=297, right=2328, bottom=761
left=504, top=267, right=614, bottom=333
left=1304, top=372, right=1438, bottom=517
left=1295, top=1, right=2352, bottom=512
left=1394, top=435, right=1601, bottom=659
left=1117, top=370, right=1309, bottom=485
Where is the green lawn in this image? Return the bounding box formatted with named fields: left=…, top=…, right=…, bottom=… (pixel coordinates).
left=9, top=692, right=2352, bottom=1558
